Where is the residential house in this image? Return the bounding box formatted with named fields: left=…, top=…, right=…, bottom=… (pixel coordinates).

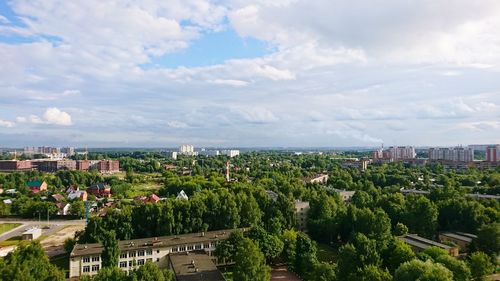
left=26, top=180, right=48, bottom=194
left=51, top=194, right=65, bottom=202
left=56, top=203, right=71, bottom=215
left=176, top=190, right=189, bottom=200
left=87, top=183, right=111, bottom=198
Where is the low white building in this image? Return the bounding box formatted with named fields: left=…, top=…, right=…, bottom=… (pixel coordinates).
left=176, top=190, right=189, bottom=200
left=22, top=228, right=42, bottom=240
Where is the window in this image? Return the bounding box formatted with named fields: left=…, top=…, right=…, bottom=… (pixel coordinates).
left=129, top=251, right=136, bottom=257
left=120, top=253, right=127, bottom=259
left=83, top=257, right=90, bottom=263
left=119, top=261, right=127, bottom=268
left=195, top=244, right=202, bottom=250
left=83, top=266, right=90, bottom=273
left=128, top=261, right=134, bottom=267
left=187, top=245, right=194, bottom=251
left=92, top=256, right=100, bottom=262
left=211, top=241, right=217, bottom=247
left=138, top=250, right=145, bottom=257
left=156, top=258, right=160, bottom=262
left=146, top=249, right=153, bottom=255
left=137, top=259, right=145, bottom=266
left=172, top=247, right=178, bottom=253
left=91, top=265, right=100, bottom=272
left=203, top=243, right=210, bottom=249
left=157, top=250, right=160, bottom=254
left=179, top=246, right=186, bottom=251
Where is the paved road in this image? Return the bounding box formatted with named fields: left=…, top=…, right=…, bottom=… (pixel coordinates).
left=0, top=218, right=85, bottom=242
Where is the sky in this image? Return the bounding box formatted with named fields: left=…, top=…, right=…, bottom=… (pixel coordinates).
left=0, top=0, right=499, bottom=148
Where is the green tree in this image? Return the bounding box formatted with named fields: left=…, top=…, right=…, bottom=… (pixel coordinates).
left=474, top=222, right=500, bottom=258
left=214, top=230, right=244, bottom=264
left=468, top=252, right=494, bottom=281
left=402, top=195, right=438, bottom=238
left=129, top=261, right=174, bottom=281
left=382, top=238, right=415, bottom=272
left=0, top=241, right=65, bottom=281
left=64, top=238, right=76, bottom=253
left=394, top=259, right=453, bottom=281
left=81, top=266, right=128, bottom=281
left=100, top=230, right=120, bottom=268
left=294, top=232, right=318, bottom=279
left=69, top=200, right=86, bottom=218
left=355, top=265, right=392, bottom=281
left=247, top=226, right=284, bottom=262
left=233, top=238, right=271, bottom=281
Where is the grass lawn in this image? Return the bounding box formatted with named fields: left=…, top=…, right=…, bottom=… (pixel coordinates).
left=128, top=182, right=163, bottom=197
left=0, top=235, right=22, bottom=247
left=317, top=243, right=338, bottom=263
left=0, top=223, right=21, bottom=235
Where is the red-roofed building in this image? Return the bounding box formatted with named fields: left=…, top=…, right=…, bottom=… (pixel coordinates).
left=26, top=180, right=48, bottom=194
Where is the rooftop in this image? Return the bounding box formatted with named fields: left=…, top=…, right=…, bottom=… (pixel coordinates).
left=169, top=251, right=225, bottom=281
left=71, top=228, right=240, bottom=257
left=441, top=232, right=477, bottom=243
left=399, top=234, right=453, bottom=250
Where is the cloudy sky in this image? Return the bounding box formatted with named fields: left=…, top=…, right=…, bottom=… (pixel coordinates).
left=0, top=0, right=499, bottom=147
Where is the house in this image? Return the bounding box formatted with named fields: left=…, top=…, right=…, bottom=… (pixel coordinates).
left=5, top=189, right=17, bottom=195
left=304, top=174, right=329, bottom=184
left=51, top=194, right=65, bottom=202
left=67, top=187, right=88, bottom=201
left=176, top=190, right=189, bottom=200
left=439, top=232, right=477, bottom=253
left=398, top=234, right=459, bottom=257
left=56, top=203, right=71, bottom=215
left=26, top=180, right=48, bottom=194
left=87, top=183, right=111, bottom=198
left=3, top=199, right=12, bottom=204
left=147, top=194, right=160, bottom=203
left=331, top=188, right=356, bottom=202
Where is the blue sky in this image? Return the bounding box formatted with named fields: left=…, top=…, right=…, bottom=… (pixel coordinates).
left=0, top=0, right=499, bottom=147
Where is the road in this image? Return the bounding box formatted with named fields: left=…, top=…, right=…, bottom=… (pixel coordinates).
left=0, top=218, right=86, bottom=257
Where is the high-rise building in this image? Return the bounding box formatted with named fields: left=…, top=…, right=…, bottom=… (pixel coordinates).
left=486, top=145, right=500, bottom=162
left=221, top=150, right=240, bottom=158
left=373, top=146, right=415, bottom=161
left=178, top=145, right=197, bottom=156
left=428, top=147, right=474, bottom=162
left=61, top=147, right=75, bottom=156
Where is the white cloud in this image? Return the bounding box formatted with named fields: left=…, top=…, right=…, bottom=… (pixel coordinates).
left=43, top=107, right=72, bottom=126
left=0, top=119, right=15, bottom=128
left=208, top=79, right=249, bottom=86
left=16, top=108, right=72, bottom=126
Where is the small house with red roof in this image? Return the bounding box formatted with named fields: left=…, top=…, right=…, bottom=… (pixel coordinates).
left=26, top=180, right=47, bottom=194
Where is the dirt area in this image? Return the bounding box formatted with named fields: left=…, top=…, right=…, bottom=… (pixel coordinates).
left=41, top=225, right=84, bottom=257
left=271, top=266, right=302, bottom=281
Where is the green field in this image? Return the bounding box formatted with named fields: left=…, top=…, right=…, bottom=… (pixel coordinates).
left=0, top=235, right=22, bottom=247
left=0, top=223, right=21, bottom=235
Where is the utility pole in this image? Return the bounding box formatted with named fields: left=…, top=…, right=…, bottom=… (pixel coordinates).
left=47, top=208, right=49, bottom=228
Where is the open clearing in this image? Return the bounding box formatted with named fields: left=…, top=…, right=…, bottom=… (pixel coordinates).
left=0, top=223, right=21, bottom=235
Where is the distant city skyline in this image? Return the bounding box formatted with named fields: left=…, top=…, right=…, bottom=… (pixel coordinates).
left=1, top=1, right=500, bottom=147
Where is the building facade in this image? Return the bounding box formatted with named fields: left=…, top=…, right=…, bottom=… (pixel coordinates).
left=69, top=229, right=239, bottom=279
left=486, top=145, right=500, bottom=162
left=373, top=146, right=416, bottom=161
left=295, top=200, right=310, bottom=232
left=428, top=146, right=474, bottom=162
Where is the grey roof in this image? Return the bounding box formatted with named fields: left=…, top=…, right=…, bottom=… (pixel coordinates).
left=169, top=251, right=225, bottom=281
left=71, top=229, right=240, bottom=257
left=441, top=232, right=477, bottom=243
left=399, top=234, right=453, bottom=250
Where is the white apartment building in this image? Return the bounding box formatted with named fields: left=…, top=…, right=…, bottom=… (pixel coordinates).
left=178, top=145, right=198, bottom=156
left=388, top=146, right=416, bottom=160
left=199, top=149, right=220, bottom=157
left=428, top=147, right=474, bottom=162
left=69, top=229, right=238, bottom=279
left=295, top=200, right=310, bottom=232
left=221, top=150, right=240, bottom=158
